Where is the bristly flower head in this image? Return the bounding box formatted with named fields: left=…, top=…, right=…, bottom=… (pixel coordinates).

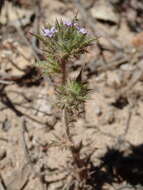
left=32, top=17, right=95, bottom=74
left=57, top=80, right=89, bottom=108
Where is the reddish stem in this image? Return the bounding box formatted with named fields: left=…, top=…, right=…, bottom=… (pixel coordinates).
left=62, top=62, right=66, bottom=85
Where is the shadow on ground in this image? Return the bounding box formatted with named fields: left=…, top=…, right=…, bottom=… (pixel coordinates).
left=87, top=144, right=143, bottom=190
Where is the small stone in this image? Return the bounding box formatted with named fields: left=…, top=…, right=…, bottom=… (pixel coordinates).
left=120, top=64, right=134, bottom=71
left=95, top=106, right=102, bottom=116
left=95, top=73, right=106, bottom=82
left=106, top=111, right=115, bottom=124
left=2, top=118, right=11, bottom=132
left=99, top=109, right=115, bottom=125
left=132, top=32, right=143, bottom=48
left=106, top=71, right=121, bottom=88
left=45, top=116, right=57, bottom=130
left=137, top=60, right=143, bottom=70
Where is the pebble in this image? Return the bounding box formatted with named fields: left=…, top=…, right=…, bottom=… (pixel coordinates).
left=95, top=106, right=102, bottom=116
left=120, top=64, right=134, bottom=71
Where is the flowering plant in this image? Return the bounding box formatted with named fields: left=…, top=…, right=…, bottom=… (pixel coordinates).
left=32, top=17, right=95, bottom=75
left=32, top=17, right=96, bottom=189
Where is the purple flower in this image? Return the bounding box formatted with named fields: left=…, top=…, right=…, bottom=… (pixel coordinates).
left=63, top=20, right=77, bottom=27
left=42, top=27, right=57, bottom=38
left=63, top=20, right=73, bottom=27
left=77, top=27, right=87, bottom=34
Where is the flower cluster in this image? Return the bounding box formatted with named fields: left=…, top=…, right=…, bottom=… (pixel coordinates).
left=64, top=20, right=88, bottom=34
left=32, top=17, right=95, bottom=75
left=63, top=20, right=75, bottom=27
left=42, top=26, right=57, bottom=38
left=42, top=20, right=88, bottom=38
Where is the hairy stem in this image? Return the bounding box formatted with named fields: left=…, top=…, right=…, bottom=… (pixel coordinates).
left=61, top=60, right=86, bottom=189
left=61, top=58, right=67, bottom=85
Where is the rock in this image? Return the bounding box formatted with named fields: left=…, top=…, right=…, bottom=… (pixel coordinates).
left=120, top=64, right=134, bottom=71
left=95, top=73, right=106, bottom=82
left=99, top=108, right=115, bottom=125
left=80, top=0, right=95, bottom=9
left=6, top=165, right=31, bottom=190
left=132, top=32, right=143, bottom=48
left=2, top=118, right=11, bottom=132
left=95, top=106, right=102, bottom=116
left=33, top=87, right=53, bottom=116
left=0, top=1, right=34, bottom=26
left=106, top=71, right=122, bottom=88
left=91, top=0, right=119, bottom=24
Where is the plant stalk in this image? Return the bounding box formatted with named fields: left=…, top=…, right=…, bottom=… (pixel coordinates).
left=61, top=60, right=87, bottom=189
left=61, top=57, right=67, bottom=84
